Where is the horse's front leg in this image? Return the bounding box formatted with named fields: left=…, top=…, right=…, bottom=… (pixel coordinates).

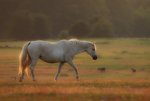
left=55, top=62, right=64, bottom=81
left=68, top=60, right=79, bottom=80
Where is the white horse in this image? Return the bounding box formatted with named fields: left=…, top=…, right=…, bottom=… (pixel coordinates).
left=18, top=39, right=98, bottom=82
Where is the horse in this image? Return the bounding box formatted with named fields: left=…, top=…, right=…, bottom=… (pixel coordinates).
left=18, top=39, right=98, bottom=82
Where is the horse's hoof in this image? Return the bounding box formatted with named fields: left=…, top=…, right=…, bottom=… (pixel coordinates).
left=76, top=77, right=79, bottom=80
left=33, top=79, right=36, bottom=82
left=19, top=79, right=22, bottom=82
left=55, top=78, right=58, bottom=82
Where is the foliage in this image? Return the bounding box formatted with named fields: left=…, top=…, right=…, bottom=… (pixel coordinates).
left=69, top=21, right=90, bottom=38
left=0, top=0, right=150, bottom=40
left=89, top=16, right=114, bottom=37
left=10, top=10, right=50, bottom=40
left=134, top=8, right=150, bottom=37
left=58, top=30, right=71, bottom=38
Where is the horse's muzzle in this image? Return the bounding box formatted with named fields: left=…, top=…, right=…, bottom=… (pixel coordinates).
left=93, top=56, right=97, bottom=60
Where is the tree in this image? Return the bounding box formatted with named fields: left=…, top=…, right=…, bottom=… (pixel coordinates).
left=134, top=9, right=150, bottom=37
left=89, top=16, right=114, bottom=37
left=69, top=21, right=90, bottom=38
left=106, top=0, right=134, bottom=36
left=11, top=10, right=34, bottom=40
left=10, top=10, right=50, bottom=40
left=33, top=14, right=50, bottom=39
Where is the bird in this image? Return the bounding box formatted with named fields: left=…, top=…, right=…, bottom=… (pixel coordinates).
left=97, top=67, right=106, bottom=72
left=131, top=68, right=136, bottom=73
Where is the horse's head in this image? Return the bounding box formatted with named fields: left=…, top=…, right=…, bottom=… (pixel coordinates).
left=86, top=42, right=98, bottom=60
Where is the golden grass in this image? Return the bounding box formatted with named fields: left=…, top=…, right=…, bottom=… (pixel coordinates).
left=0, top=79, right=150, bottom=101
left=0, top=38, right=150, bottom=101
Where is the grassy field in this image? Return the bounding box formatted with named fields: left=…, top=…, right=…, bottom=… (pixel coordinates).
left=0, top=38, right=150, bottom=101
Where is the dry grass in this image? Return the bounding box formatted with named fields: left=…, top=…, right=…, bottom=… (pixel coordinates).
left=0, top=38, right=150, bottom=101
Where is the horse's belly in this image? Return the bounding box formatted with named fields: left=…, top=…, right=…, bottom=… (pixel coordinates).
left=40, top=49, right=64, bottom=63
left=40, top=57, right=62, bottom=63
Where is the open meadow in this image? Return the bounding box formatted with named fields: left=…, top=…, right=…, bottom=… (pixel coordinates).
left=0, top=38, right=150, bottom=101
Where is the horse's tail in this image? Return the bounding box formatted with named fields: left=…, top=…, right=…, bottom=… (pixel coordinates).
left=18, top=42, right=31, bottom=76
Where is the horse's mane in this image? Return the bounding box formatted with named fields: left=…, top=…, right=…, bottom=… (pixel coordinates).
left=68, top=39, right=95, bottom=48
left=69, top=38, right=84, bottom=45
left=69, top=38, right=78, bottom=41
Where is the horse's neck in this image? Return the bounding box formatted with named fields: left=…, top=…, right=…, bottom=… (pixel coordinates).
left=70, top=41, right=87, bottom=55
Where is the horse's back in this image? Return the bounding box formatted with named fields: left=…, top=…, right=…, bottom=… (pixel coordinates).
left=27, top=40, right=68, bottom=62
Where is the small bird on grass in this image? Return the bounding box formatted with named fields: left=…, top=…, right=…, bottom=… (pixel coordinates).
left=131, top=68, right=136, bottom=73
left=97, top=67, right=106, bottom=72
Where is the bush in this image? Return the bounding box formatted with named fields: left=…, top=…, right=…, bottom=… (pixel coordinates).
left=58, top=30, right=71, bottom=38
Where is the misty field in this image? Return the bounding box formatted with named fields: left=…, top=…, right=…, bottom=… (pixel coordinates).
left=0, top=38, right=150, bottom=101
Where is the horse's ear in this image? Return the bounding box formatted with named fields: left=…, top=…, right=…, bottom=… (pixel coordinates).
left=89, top=42, right=95, bottom=46
left=92, top=42, right=96, bottom=45
left=93, top=43, right=97, bottom=50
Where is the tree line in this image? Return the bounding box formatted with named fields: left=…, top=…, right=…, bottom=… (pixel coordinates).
left=0, top=0, right=150, bottom=40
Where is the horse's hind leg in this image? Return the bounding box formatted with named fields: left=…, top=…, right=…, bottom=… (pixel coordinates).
left=19, top=71, right=25, bottom=82
left=30, top=58, right=38, bottom=81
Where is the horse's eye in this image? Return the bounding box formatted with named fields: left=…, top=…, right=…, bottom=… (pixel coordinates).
left=92, top=48, right=95, bottom=51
